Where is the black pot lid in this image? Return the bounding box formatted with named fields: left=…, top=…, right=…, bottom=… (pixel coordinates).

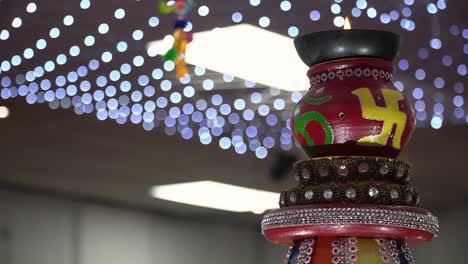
left=294, top=29, right=400, bottom=67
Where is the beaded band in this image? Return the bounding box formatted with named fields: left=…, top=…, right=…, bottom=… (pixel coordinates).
left=294, top=157, right=411, bottom=185
left=281, top=183, right=419, bottom=207
left=261, top=206, right=439, bottom=237
left=309, top=66, right=394, bottom=86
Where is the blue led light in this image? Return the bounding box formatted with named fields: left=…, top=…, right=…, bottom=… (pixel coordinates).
left=398, top=59, right=409, bottom=70
left=415, top=69, right=426, bottom=80
left=84, top=35, right=95, bottom=46
left=234, top=99, right=246, bottom=110
left=119, top=63, right=131, bottom=75
left=27, top=3, right=37, bottom=13
left=138, top=75, right=149, bottom=86
left=170, top=92, right=182, bottom=103
left=453, top=95, right=464, bottom=107
left=430, top=116, right=443, bottom=129
left=415, top=100, right=425, bottom=112
left=266, top=114, right=278, bottom=126
left=56, top=54, right=67, bottom=65
left=80, top=0, right=91, bottom=9
left=380, top=13, right=390, bottom=24
left=40, top=79, right=51, bottom=90
left=402, top=7, right=411, bottom=17
left=169, top=107, right=180, bottom=118
left=133, top=56, right=144, bottom=67
left=120, top=81, right=131, bottom=92
left=77, top=66, right=88, bottom=77
left=333, top=16, right=344, bottom=27
left=12, top=17, right=22, bottom=28
left=273, top=98, right=286, bottom=110
left=198, top=5, right=209, bottom=16
left=117, top=41, right=128, bottom=52
left=243, top=109, right=255, bottom=121
left=56, top=75, right=66, bottom=86
left=69, top=46, right=80, bottom=57
left=457, top=64, right=467, bottom=76
left=206, top=108, right=217, bottom=119
left=36, top=39, right=47, bottom=49
left=288, top=26, right=299, bottom=37
left=426, top=3, right=437, bottom=14
left=98, top=23, right=109, bottom=34
left=219, top=104, right=231, bottom=115
left=250, top=0, right=261, bottom=6
left=434, top=77, right=445, bottom=89
left=351, top=7, right=361, bottom=17
left=183, top=86, right=195, bottom=97
left=148, top=17, right=160, bottom=27
left=160, top=80, right=172, bottom=91
left=93, top=90, right=104, bottom=101
left=356, top=0, right=367, bottom=9
left=101, top=51, right=113, bottom=63
left=263, top=137, right=276, bottom=149
left=11, top=55, right=22, bottom=66
left=291, top=92, right=302, bottom=103
left=19, top=85, right=29, bottom=96
left=1, top=30, right=10, bottom=40
left=115, top=8, right=125, bottom=19
left=255, top=147, right=268, bottom=159
left=202, top=79, right=214, bottom=90
left=219, top=137, right=231, bottom=149
left=442, top=55, right=452, bottom=66
left=437, top=0, right=446, bottom=9
left=259, top=16, right=270, bottom=27
left=211, top=94, right=223, bottom=106
left=429, top=38, right=442, bottom=49
left=331, top=4, right=341, bottom=14
left=96, top=76, right=107, bottom=87
left=258, top=105, right=270, bottom=116
left=250, top=92, right=262, bottom=103
left=196, top=99, right=208, bottom=111
left=1, top=61, right=11, bottom=71
left=67, top=72, right=78, bottom=83
left=131, top=104, right=143, bottom=115
left=132, top=30, right=144, bottom=41
left=50, top=28, right=60, bottom=38
left=34, top=66, right=45, bottom=77
left=412, top=88, right=424, bottom=99
left=80, top=80, right=91, bottom=92
left=223, top=74, right=234, bottom=82
left=182, top=103, right=194, bottom=115
left=109, top=70, right=121, bottom=81
left=64, top=15, right=74, bottom=26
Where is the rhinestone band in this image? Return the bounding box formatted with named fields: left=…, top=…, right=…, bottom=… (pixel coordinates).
left=294, top=157, right=411, bottom=185
left=281, top=183, right=419, bottom=207
left=309, top=67, right=393, bottom=86
left=261, top=207, right=439, bottom=235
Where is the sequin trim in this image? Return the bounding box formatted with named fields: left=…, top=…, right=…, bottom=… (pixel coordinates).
left=262, top=207, right=439, bottom=235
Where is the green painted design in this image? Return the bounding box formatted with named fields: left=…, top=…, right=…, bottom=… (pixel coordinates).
left=305, top=95, right=332, bottom=105
left=293, top=106, right=333, bottom=149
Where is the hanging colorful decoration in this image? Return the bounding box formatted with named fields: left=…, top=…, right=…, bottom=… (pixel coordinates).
left=159, top=0, right=195, bottom=78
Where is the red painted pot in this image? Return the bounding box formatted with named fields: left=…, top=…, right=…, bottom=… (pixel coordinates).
left=291, top=58, right=415, bottom=158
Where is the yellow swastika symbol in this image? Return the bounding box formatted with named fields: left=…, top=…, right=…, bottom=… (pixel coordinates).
left=352, top=88, right=407, bottom=149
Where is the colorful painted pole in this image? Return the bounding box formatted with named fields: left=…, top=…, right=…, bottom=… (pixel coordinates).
left=261, top=29, right=439, bottom=263
left=160, top=0, right=194, bottom=78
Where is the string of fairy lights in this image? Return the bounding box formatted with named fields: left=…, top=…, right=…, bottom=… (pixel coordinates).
left=0, top=0, right=466, bottom=159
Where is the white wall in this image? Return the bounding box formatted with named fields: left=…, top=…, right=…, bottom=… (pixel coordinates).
left=1, top=190, right=466, bottom=264
left=0, top=190, right=262, bottom=264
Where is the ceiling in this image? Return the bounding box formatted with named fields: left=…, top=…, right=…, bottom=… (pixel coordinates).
left=0, top=0, right=467, bottom=222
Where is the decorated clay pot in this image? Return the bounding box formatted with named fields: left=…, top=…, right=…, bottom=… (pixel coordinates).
left=291, top=30, right=415, bottom=158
